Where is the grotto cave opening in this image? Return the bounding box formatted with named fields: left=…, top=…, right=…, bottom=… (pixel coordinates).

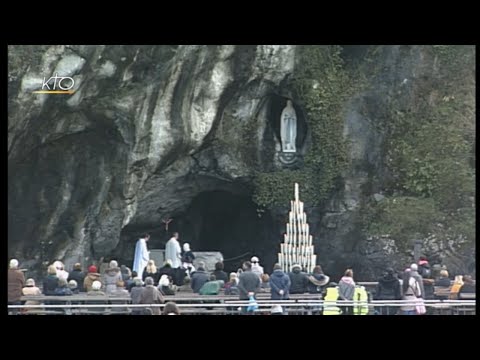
left=118, top=189, right=280, bottom=273
left=178, top=190, right=278, bottom=273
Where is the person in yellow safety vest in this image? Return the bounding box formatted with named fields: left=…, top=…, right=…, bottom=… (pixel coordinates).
left=323, top=284, right=342, bottom=315
left=353, top=285, right=369, bottom=315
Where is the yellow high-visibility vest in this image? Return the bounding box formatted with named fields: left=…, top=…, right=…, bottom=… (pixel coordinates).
left=323, top=287, right=342, bottom=315
left=353, top=286, right=369, bottom=315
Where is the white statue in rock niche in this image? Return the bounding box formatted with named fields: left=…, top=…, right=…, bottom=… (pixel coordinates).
left=280, top=100, right=297, bottom=153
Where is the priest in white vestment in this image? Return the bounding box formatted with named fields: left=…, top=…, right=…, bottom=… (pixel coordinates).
left=165, top=232, right=182, bottom=268
left=133, top=234, right=150, bottom=279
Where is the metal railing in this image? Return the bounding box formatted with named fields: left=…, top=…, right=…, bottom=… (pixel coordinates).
left=8, top=299, right=476, bottom=312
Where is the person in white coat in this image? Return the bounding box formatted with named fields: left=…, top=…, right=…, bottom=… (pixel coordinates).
left=133, top=234, right=150, bottom=280
left=251, top=256, right=264, bottom=280
left=165, top=232, right=182, bottom=269
left=53, top=261, right=69, bottom=282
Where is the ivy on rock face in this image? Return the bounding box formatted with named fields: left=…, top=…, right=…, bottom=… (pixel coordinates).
left=253, top=46, right=350, bottom=209
left=363, top=45, right=475, bottom=250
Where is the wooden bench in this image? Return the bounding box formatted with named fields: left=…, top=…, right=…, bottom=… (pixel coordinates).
left=433, top=286, right=452, bottom=299
left=20, top=310, right=66, bottom=315
left=179, top=309, right=227, bottom=315
left=452, top=293, right=475, bottom=315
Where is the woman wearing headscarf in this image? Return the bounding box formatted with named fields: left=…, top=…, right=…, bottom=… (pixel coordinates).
left=181, top=243, right=195, bottom=276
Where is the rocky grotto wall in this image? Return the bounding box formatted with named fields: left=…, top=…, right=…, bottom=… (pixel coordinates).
left=8, top=45, right=475, bottom=279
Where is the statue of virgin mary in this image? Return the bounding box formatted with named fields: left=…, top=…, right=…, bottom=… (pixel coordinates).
left=280, top=100, right=297, bottom=153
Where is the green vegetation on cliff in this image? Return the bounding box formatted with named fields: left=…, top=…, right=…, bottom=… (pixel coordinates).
left=253, top=46, right=350, bottom=208
left=364, top=45, right=475, bottom=249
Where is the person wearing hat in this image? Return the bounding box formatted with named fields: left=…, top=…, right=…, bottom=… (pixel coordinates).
left=68, top=280, right=80, bottom=294
left=83, top=265, right=101, bottom=293
left=87, top=280, right=107, bottom=313
left=68, top=263, right=85, bottom=292
left=22, top=278, right=42, bottom=313
left=269, top=263, right=291, bottom=300
left=88, top=280, right=104, bottom=295
left=288, top=264, right=309, bottom=294
left=158, top=274, right=175, bottom=295
left=250, top=256, right=264, bottom=280
left=8, top=259, right=25, bottom=311
left=53, top=260, right=69, bottom=282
